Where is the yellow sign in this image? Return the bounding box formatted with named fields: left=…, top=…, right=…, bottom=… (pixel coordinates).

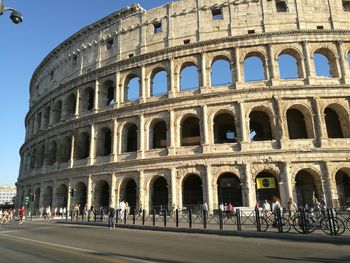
left=256, top=177, right=276, bottom=189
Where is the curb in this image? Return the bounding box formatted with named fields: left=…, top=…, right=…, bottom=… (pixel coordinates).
left=55, top=220, right=350, bottom=245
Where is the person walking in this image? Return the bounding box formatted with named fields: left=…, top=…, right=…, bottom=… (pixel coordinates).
left=108, top=204, right=116, bottom=229
left=19, top=206, right=25, bottom=224
left=287, top=197, right=297, bottom=218
left=119, top=200, right=125, bottom=220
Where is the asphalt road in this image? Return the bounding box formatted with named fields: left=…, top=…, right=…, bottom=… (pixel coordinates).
left=0, top=222, right=349, bottom=263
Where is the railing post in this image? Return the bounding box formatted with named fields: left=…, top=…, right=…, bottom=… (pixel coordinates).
left=277, top=207, right=283, bottom=233
left=203, top=209, right=207, bottom=229
left=236, top=209, right=241, bottom=231
left=189, top=209, right=192, bottom=229
left=300, top=208, right=307, bottom=234
left=116, top=209, right=119, bottom=224
left=153, top=209, right=156, bottom=226
left=66, top=210, right=68, bottom=221
left=163, top=209, right=167, bottom=227
left=255, top=208, right=261, bottom=232
left=132, top=208, right=136, bottom=225
left=124, top=209, right=127, bottom=224
left=176, top=209, right=179, bottom=227
left=219, top=209, right=223, bottom=230
left=142, top=209, right=145, bottom=226
left=327, top=208, right=336, bottom=236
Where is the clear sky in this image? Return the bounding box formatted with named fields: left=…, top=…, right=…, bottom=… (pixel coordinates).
left=0, top=0, right=171, bottom=186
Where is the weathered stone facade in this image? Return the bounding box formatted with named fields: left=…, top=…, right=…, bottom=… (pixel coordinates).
left=17, top=0, right=350, bottom=213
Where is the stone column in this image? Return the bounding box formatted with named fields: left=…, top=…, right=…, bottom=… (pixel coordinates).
left=67, top=181, right=72, bottom=212
left=87, top=175, right=92, bottom=208
left=38, top=182, right=44, bottom=209
left=234, top=46, right=242, bottom=83
left=200, top=52, right=207, bottom=90
left=267, top=44, right=278, bottom=84
left=238, top=101, right=248, bottom=150
left=312, top=97, right=326, bottom=147
left=337, top=41, right=350, bottom=84
left=168, top=58, right=176, bottom=98
left=110, top=173, right=116, bottom=207
left=205, top=165, right=214, bottom=213
left=74, top=89, right=80, bottom=117
left=89, top=125, right=96, bottom=165
left=138, top=170, right=146, bottom=212
left=202, top=105, right=210, bottom=152
left=282, top=163, right=293, bottom=203
left=69, top=132, right=75, bottom=168
left=113, top=118, right=118, bottom=162
left=141, top=66, right=147, bottom=103
left=302, top=41, right=314, bottom=84
left=243, top=163, right=254, bottom=207
left=94, top=79, right=99, bottom=112
left=115, top=71, right=120, bottom=108
left=168, top=110, right=176, bottom=155
left=138, top=114, right=145, bottom=159
left=321, top=162, right=335, bottom=208
left=170, top=168, right=178, bottom=208
left=273, top=96, right=286, bottom=148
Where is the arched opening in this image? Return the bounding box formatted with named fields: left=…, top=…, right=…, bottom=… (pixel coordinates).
left=94, top=180, right=110, bottom=209
left=295, top=170, right=322, bottom=207
left=75, top=182, right=87, bottom=214
left=30, top=149, right=36, bottom=169
left=37, top=144, right=45, bottom=168
left=213, top=113, right=236, bottom=143
left=181, top=116, right=201, bottom=146
left=124, top=124, right=138, bottom=152
left=255, top=172, right=280, bottom=206
left=336, top=170, right=350, bottom=209
left=100, top=80, right=115, bottom=107
left=314, top=49, right=337, bottom=77
left=80, top=87, right=94, bottom=112
left=96, top=127, right=112, bottom=156
left=211, top=59, right=232, bottom=86
left=37, top=112, right=42, bottom=130
left=217, top=173, right=243, bottom=207
left=47, top=141, right=58, bottom=165
left=63, top=93, right=76, bottom=120
left=180, top=65, right=200, bottom=91
left=34, top=188, right=40, bottom=213
left=76, top=132, right=90, bottom=160
left=244, top=54, right=265, bottom=82
left=43, top=186, right=53, bottom=208
left=151, top=120, right=167, bottom=149
left=249, top=111, right=273, bottom=141
left=182, top=174, right=203, bottom=211
left=151, top=69, right=168, bottom=96
left=43, top=106, right=50, bottom=129
left=124, top=179, right=137, bottom=210
left=125, top=76, right=140, bottom=101
left=151, top=177, right=169, bottom=211
left=278, top=53, right=300, bottom=79
left=287, top=109, right=308, bottom=139
left=324, top=108, right=343, bottom=138
left=59, top=136, right=72, bottom=163
left=56, top=184, right=68, bottom=209
left=52, top=101, right=62, bottom=123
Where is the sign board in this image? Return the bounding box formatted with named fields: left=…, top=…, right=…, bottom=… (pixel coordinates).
left=256, top=177, right=276, bottom=189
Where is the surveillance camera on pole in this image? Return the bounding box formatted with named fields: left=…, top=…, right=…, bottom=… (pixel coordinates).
left=0, top=0, right=23, bottom=24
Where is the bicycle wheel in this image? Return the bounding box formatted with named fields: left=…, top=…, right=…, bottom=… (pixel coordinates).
left=346, top=217, right=350, bottom=232
left=259, top=217, right=268, bottom=232
left=280, top=217, right=291, bottom=233
left=320, top=217, right=345, bottom=235
left=293, top=216, right=316, bottom=234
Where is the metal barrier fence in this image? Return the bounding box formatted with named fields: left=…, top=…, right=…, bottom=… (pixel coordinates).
left=65, top=207, right=350, bottom=236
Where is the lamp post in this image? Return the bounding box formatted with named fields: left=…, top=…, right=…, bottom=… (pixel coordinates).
left=0, top=0, right=23, bottom=24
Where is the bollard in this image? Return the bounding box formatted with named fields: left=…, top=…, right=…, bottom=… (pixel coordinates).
left=326, top=208, right=337, bottom=236
left=124, top=209, right=127, bottom=224
left=189, top=209, right=192, bottom=229
left=116, top=209, right=119, bottom=224
left=142, top=209, right=145, bottom=226
left=255, top=208, right=261, bottom=232
left=132, top=208, right=136, bottom=225
left=163, top=209, right=167, bottom=227
left=153, top=209, right=156, bottom=226
left=203, top=209, right=207, bottom=229
left=219, top=209, right=223, bottom=230
left=277, top=207, right=283, bottom=233
left=66, top=210, right=68, bottom=221
left=94, top=211, right=97, bottom=222
left=176, top=209, right=179, bottom=228
left=236, top=209, right=241, bottom=231
left=300, top=208, right=307, bottom=234
left=82, top=209, right=84, bottom=222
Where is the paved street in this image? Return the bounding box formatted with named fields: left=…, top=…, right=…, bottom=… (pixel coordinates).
left=0, top=222, right=349, bottom=263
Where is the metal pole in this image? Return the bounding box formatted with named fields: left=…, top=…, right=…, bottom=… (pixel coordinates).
left=175, top=209, right=179, bottom=227
left=189, top=209, right=192, bottom=229
left=236, top=209, right=241, bottom=231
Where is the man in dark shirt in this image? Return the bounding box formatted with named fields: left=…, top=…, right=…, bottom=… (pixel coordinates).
left=108, top=205, right=115, bottom=229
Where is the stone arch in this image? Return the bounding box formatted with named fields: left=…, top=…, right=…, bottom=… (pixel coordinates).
left=182, top=173, right=203, bottom=211
left=52, top=100, right=62, bottom=123
left=43, top=105, right=51, bottom=129
left=75, top=131, right=90, bottom=160
left=255, top=171, right=280, bottom=206
left=213, top=111, right=237, bottom=143
left=121, top=122, right=138, bottom=152
left=47, top=140, right=58, bottom=165
left=55, top=184, right=68, bottom=209
left=75, top=182, right=87, bottom=213
left=119, top=178, right=138, bottom=210
left=59, top=135, right=72, bottom=163
left=150, top=67, right=168, bottom=96
left=93, top=180, right=110, bottom=209
left=37, top=143, right=45, bottom=168
left=217, top=172, right=242, bottom=207
left=277, top=48, right=304, bottom=79
left=243, top=51, right=267, bottom=82
left=180, top=114, right=201, bottom=146
left=323, top=103, right=350, bottom=138
left=210, top=57, right=232, bottom=86
left=179, top=62, right=200, bottom=91
left=286, top=104, right=314, bottom=139
left=43, top=186, right=53, bottom=207
left=248, top=106, right=274, bottom=141
left=312, top=47, right=339, bottom=78
left=150, top=176, right=169, bottom=211
left=124, top=74, right=140, bottom=101
left=99, top=79, right=115, bottom=107
left=149, top=118, right=167, bottom=149
left=96, top=127, right=112, bottom=156
left=334, top=169, right=350, bottom=209
left=79, top=87, right=94, bottom=112
left=63, top=93, right=76, bottom=120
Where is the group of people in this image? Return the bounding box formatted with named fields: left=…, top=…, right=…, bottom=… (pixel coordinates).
left=0, top=207, right=25, bottom=224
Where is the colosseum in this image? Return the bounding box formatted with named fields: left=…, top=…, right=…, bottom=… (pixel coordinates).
left=17, top=0, right=350, bottom=214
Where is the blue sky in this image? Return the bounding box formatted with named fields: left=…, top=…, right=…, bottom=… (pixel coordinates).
left=0, top=0, right=170, bottom=186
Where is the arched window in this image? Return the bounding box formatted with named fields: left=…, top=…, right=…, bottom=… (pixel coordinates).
left=100, top=80, right=115, bottom=107
left=255, top=172, right=280, bottom=206
left=76, top=132, right=90, bottom=159
left=125, top=76, right=140, bottom=101
left=125, top=124, right=138, bottom=152
left=244, top=55, right=265, bottom=82
left=47, top=141, right=58, bottom=165
left=217, top=173, right=242, bottom=207
left=63, top=93, right=76, bottom=119
left=30, top=149, right=36, bottom=169
left=59, top=136, right=71, bottom=162
left=96, top=127, right=112, bottom=156
left=52, top=101, right=62, bottom=123
left=37, top=112, right=42, bottom=131
left=286, top=109, right=308, bottom=139
left=94, top=180, right=110, bottom=208
left=295, top=170, right=321, bottom=207
left=211, top=59, right=232, bottom=86
left=347, top=52, right=350, bottom=70
left=124, top=179, right=137, bottom=209
left=75, top=182, right=87, bottom=214
left=80, top=87, right=94, bottom=112
left=182, top=174, right=203, bottom=211
left=249, top=111, right=273, bottom=141
left=151, top=70, right=168, bottom=96
left=278, top=53, right=299, bottom=79
left=43, top=186, right=53, bottom=207
left=314, top=49, right=337, bottom=77
left=213, top=113, right=236, bottom=143
left=335, top=170, right=350, bottom=209
left=180, top=65, right=199, bottom=91
left=151, top=120, right=167, bottom=149
left=55, top=184, right=68, bottom=209
left=324, top=108, right=343, bottom=138
left=181, top=116, right=201, bottom=146
left=151, top=177, right=169, bottom=211
left=37, top=144, right=45, bottom=167
left=43, top=106, right=50, bottom=129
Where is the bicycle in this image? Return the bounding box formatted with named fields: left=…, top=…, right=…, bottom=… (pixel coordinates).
left=292, top=211, right=316, bottom=234
left=261, top=210, right=291, bottom=233
left=318, top=210, right=346, bottom=236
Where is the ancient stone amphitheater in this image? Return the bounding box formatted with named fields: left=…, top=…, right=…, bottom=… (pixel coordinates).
left=17, top=0, right=350, bottom=213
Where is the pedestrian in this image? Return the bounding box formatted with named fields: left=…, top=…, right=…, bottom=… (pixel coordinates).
left=287, top=197, right=297, bottom=218
left=271, top=196, right=281, bottom=215
left=226, top=202, right=234, bottom=218
left=108, top=204, right=115, bottom=229
left=19, top=206, right=25, bottom=224
left=99, top=206, right=104, bottom=222
left=262, top=200, right=271, bottom=216
left=119, top=200, right=125, bottom=220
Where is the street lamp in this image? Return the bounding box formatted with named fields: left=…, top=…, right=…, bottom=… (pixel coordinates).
left=0, top=0, right=23, bottom=24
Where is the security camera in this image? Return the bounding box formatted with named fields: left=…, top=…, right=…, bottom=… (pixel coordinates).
left=10, top=10, right=22, bottom=24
